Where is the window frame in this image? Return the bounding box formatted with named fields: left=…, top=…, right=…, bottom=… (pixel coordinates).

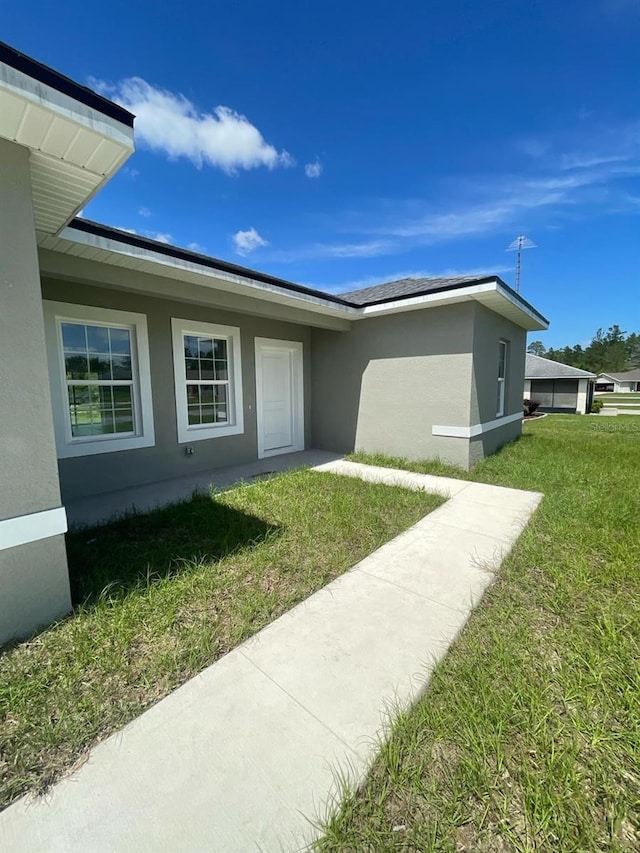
left=496, top=339, right=508, bottom=417
left=171, top=318, right=244, bottom=443
left=44, top=301, right=155, bottom=458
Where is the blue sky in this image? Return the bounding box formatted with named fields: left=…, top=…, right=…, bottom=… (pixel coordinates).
left=4, top=0, right=640, bottom=346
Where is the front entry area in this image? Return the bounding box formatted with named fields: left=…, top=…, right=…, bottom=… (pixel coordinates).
left=255, top=338, right=304, bottom=458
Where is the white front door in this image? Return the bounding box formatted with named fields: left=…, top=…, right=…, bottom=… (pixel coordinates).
left=255, top=338, right=304, bottom=458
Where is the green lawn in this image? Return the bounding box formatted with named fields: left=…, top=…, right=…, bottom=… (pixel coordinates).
left=0, top=470, right=442, bottom=811
left=317, top=416, right=640, bottom=852
left=595, top=392, right=640, bottom=401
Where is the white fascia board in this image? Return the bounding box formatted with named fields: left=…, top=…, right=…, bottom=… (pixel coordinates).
left=0, top=61, right=133, bottom=147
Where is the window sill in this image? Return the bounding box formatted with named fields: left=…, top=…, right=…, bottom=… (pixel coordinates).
left=177, top=423, right=244, bottom=444
left=57, top=433, right=156, bottom=459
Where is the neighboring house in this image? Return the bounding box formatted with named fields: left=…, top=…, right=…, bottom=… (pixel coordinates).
left=594, top=370, right=640, bottom=393
left=524, top=354, right=595, bottom=414
left=0, top=41, right=548, bottom=644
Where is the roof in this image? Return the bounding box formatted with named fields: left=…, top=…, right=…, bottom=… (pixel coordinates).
left=598, top=369, right=640, bottom=382
left=341, top=274, right=491, bottom=305
left=526, top=354, right=596, bottom=379
left=60, top=219, right=548, bottom=330
left=69, top=219, right=355, bottom=308
left=340, top=274, right=548, bottom=324
left=0, top=40, right=134, bottom=127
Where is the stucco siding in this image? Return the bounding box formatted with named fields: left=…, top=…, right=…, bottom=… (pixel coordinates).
left=468, top=417, right=522, bottom=468
left=0, top=139, right=71, bottom=644
left=0, top=536, right=70, bottom=644
left=0, top=141, right=63, bottom=521
left=311, top=303, right=475, bottom=465
left=42, top=279, right=313, bottom=502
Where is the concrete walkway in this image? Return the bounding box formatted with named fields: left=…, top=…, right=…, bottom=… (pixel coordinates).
left=1, top=462, right=542, bottom=853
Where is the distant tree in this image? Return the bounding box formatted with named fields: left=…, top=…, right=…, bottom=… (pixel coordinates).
left=539, top=325, right=638, bottom=374
left=527, top=341, right=546, bottom=356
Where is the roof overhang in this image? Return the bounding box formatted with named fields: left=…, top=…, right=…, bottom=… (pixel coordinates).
left=38, top=225, right=360, bottom=326
left=0, top=43, right=134, bottom=235
left=38, top=226, right=549, bottom=332
left=358, top=279, right=549, bottom=332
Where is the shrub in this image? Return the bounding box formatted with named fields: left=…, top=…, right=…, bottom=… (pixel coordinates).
left=523, top=399, right=540, bottom=417
left=590, top=398, right=604, bottom=414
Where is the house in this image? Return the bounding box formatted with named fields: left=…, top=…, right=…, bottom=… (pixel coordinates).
left=594, top=370, right=640, bottom=393
left=524, top=354, right=595, bottom=414
left=0, top=41, right=548, bottom=644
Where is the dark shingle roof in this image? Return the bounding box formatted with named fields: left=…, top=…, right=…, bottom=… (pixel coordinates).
left=526, top=354, right=596, bottom=379
left=339, top=275, right=496, bottom=306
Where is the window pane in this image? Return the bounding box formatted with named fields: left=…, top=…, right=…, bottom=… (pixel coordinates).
left=113, top=386, right=132, bottom=405
left=498, top=342, right=506, bottom=379
left=198, top=337, right=214, bottom=359
left=88, top=354, right=112, bottom=380
left=200, top=359, right=214, bottom=380
left=213, top=385, right=228, bottom=405
left=61, top=323, right=87, bottom=352
left=200, top=385, right=214, bottom=404
left=65, top=354, right=89, bottom=380
left=201, top=405, right=215, bottom=424
left=112, top=355, right=133, bottom=380
left=214, top=339, right=227, bottom=361
left=185, top=359, right=199, bottom=380
left=184, top=335, right=198, bottom=358
left=98, top=386, right=113, bottom=408
left=186, top=384, right=200, bottom=405
left=188, top=405, right=201, bottom=425
left=215, top=360, right=228, bottom=380
left=87, top=325, right=109, bottom=353
left=109, top=327, right=131, bottom=355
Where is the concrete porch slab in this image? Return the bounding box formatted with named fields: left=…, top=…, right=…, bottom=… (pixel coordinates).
left=1, top=461, right=543, bottom=853
left=65, top=449, right=343, bottom=527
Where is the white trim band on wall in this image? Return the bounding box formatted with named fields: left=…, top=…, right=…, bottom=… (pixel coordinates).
left=0, top=507, right=68, bottom=551
left=432, top=411, right=523, bottom=439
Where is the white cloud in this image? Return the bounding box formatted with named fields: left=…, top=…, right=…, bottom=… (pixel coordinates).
left=187, top=241, right=206, bottom=253
left=149, top=232, right=173, bottom=244
left=138, top=206, right=152, bottom=217
left=93, top=77, right=293, bottom=174
left=305, top=160, right=322, bottom=178
left=232, top=227, right=269, bottom=255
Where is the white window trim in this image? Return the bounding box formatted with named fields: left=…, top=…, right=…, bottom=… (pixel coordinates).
left=497, top=339, right=508, bottom=418
left=171, top=318, right=244, bottom=443
left=44, top=301, right=155, bottom=458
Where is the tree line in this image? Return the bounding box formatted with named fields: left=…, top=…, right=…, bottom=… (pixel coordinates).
left=528, top=325, right=640, bottom=375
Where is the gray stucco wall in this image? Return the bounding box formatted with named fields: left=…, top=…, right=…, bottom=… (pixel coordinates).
left=0, top=142, right=63, bottom=520
left=311, top=303, right=476, bottom=468
left=42, top=279, right=313, bottom=502
left=470, top=303, right=526, bottom=426
left=0, top=139, right=71, bottom=645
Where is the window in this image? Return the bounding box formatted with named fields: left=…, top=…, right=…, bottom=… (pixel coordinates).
left=44, top=302, right=155, bottom=458
left=171, top=318, right=243, bottom=443
left=496, top=339, right=508, bottom=417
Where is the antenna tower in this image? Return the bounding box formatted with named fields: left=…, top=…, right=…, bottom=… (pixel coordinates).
left=506, top=235, right=536, bottom=293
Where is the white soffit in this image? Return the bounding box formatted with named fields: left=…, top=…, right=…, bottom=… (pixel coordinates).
left=0, top=60, right=134, bottom=234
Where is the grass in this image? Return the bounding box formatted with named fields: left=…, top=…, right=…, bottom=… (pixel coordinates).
left=0, top=469, right=442, bottom=811
left=316, top=416, right=640, bottom=852
left=595, top=392, right=640, bottom=402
